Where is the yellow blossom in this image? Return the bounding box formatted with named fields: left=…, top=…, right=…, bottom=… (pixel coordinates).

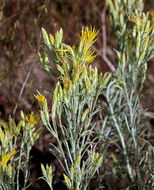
left=35, top=91, right=46, bottom=105
left=79, top=27, right=98, bottom=58
left=80, top=27, right=98, bottom=49
left=0, top=150, right=16, bottom=172
left=26, top=112, right=39, bottom=125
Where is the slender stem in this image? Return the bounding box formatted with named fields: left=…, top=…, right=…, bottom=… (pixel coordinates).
left=123, top=76, right=142, bottom=181
left=108, top=98, right=134, bottom=182
left=16, top=140, right=24, bottom=190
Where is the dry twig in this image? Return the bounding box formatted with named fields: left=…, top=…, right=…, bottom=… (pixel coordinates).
left=101, top=5, right=116, bottom=72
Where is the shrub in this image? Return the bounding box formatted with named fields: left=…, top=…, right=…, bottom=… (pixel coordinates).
left=38, top=0, right=153, bottom=189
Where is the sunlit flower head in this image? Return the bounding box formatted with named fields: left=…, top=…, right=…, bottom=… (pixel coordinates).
left=0, top=150, right=16, bottom=172
left=26, top=112, right=39, bottom=125
left=35, top=91, right=46, bottom=105
left=80, top=27, right=98, bottom=48
left=78, top=27, right=98, bottom=65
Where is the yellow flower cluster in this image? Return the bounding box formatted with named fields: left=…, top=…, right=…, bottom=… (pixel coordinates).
left=26, top=112, right=39, bottom=125
left=35, top=91, right=46, bottom=105
left=80, top=27, right=98, bottom=50
left=0, top=150, right=16, bottom=176
left=79, top=27, right=98, bottom=65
